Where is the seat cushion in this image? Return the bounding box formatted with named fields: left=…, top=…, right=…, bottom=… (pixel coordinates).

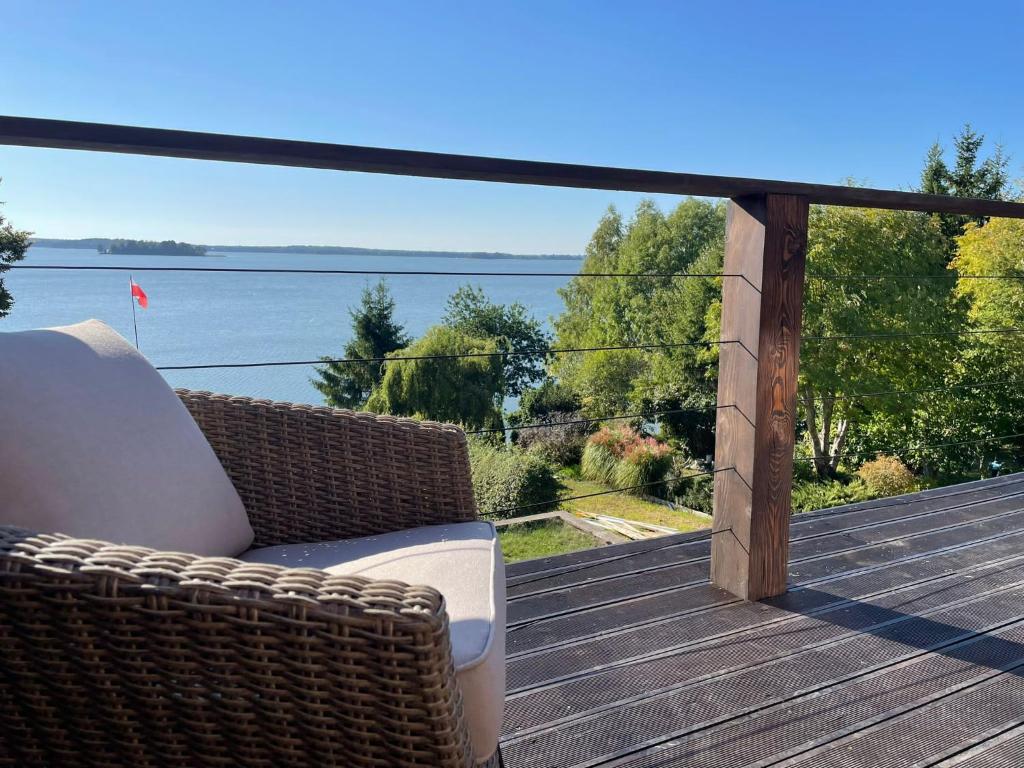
left=0, top=320, right=253, bottom=556
left=240, top=521, right=505, bottom=761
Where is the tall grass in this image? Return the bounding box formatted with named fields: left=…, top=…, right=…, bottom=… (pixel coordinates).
left=581, top=440, right=618, bottom=484
left=613, top=438, right=673, bottom=492
left=580, top=425, right=673, bottom=495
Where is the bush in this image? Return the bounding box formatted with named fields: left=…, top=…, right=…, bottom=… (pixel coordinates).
left=791, top=478, right=874, bottom=513
left=515, top=410, right=592, bottom=466
left=580, top=425, right=674, bottom=495
left=613, top=437, right=674, bottom=494
left=469, top=441, right=562, bottom=519
left=658, top=406, right=716, bottom=465
left=667, top=458, right=714, bottom=514
left=857, top=455, right=916, bottom=497
left=675, top=474, right=714, bottom=514
left=580, top=426, right=630, bottom=484
left=511, top=378, right=582, bottom=422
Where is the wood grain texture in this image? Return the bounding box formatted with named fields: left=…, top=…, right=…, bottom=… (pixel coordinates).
left=712, top=194, right=808, bottom=601
left=3, top=116, right=1024, bottom=217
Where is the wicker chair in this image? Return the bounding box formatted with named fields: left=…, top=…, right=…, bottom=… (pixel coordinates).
left=0, top=390, right=503, bottom=768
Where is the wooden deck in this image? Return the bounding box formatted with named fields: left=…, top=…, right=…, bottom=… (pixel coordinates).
left=500, top=474, right=1024, bottom=767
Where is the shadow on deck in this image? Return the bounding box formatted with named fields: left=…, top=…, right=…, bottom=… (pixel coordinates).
left=501, top=473, right=1024, bottom=767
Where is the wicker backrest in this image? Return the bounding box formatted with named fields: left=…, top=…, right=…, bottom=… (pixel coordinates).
left=178, top=390, right=478, bottom=546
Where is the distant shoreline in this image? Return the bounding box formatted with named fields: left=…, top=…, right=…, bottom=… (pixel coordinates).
left=30, top=238, right=583, bottom=261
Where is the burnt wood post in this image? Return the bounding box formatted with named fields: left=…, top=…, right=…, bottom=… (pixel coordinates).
left=711, top=193, right=809, bottom=601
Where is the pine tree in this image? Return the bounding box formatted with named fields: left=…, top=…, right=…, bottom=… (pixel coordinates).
left=920, top=125, right=1012, bottom=243
left=312, top=280, right=410, bottom=409
left=920, top=142, right=949, bottom=197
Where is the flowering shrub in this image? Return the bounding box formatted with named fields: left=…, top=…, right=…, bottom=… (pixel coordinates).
left=589, top=425, right=636, bottom=454
left=580, top=425, right=633, bottom=483
left=581, top=425, right=674, bottom=495
left=614, top=437, right=674, bottom=492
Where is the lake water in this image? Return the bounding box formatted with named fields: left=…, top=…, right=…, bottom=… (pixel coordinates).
left=4, top=247, right=577, bottom=406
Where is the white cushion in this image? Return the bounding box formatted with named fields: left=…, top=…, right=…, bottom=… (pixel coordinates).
left=0, top=320, right=254, bottom=556
left=240, top=521, right=505, bottom=762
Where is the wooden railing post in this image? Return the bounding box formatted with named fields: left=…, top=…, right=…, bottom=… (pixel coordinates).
left=711, top=193, right=809, bottom=601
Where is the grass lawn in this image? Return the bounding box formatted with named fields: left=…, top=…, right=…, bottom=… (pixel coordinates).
left=497, top=519, right=601, bottom=563
left=558, top=477, right=711, bottom=532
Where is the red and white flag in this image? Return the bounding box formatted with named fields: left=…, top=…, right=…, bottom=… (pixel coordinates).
left=130, top=280, right=149, bottom=309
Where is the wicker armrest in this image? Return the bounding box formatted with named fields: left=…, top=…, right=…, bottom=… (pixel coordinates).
left=177, top=390, right=478, bottom=546
left=0, top=526, right=476, bottom=768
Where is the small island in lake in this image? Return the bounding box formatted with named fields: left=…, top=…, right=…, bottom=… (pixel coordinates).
left=99, top=239, right=208, bottom=256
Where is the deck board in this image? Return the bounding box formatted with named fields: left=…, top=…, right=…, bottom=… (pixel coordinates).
left=504, top=475, right=1024, bottom=581
left=501, top=473, right=1024, bottom=767
left=507, top=506, right=1024, bottom=655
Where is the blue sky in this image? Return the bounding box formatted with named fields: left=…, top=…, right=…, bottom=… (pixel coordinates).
left=2, top=0, right=1022, bottom=253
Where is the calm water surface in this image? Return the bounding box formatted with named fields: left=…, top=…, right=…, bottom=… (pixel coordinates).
left=5, top=247, right=577, bottom=405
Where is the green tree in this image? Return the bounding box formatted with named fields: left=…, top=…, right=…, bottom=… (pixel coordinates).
left=555, top=206, right=623, bottom=350
left=312, top=280, right=410, bottom=408
left=920, top=125, right=1012, bottom=243
left=553, top=197, right=725, bottom=454
left=442, top=285, right=550, bottom=397
left=937, top=218, right=1024, bottom=475
left=645, top=239, right=724, bottom=457
left=0, top=185, right=32, bottom=320
left=366, top=325, right=505, bottom=430
left=799, top=206, right=959, bottom=477
left=508, top=377, right=582, bottom=425
left=954, top=218, right=1024, bottom=333
left=920, top=142, right=949, bottom=197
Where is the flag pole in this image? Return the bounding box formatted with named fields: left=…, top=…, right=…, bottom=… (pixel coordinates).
left=129, top=274, right=139, bottom=350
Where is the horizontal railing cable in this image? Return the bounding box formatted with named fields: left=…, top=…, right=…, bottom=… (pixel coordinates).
left=802, top=327, right=1024, bottom=343
left=18, top=264, right=1024, bottom=281
left=465, top=404, right=722, bottom=436
left=795, top=432, right=1024, bottom=466
left=807, top=273, right=1024, bottom=281
left=483, top=379, right=1014, bottom=440
left=491, top=467, right=730, bottom=518
left=154, top=327, right=1023, bottom=370
left=806, top=378, right=1015, bottom=405
left=9, top=264, right=733, bottom=279
left=154, top=339, right=731, bottom=371
left=901, top=432, right=1024, bottom=452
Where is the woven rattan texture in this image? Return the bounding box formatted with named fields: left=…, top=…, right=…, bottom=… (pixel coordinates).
left=0, top=392, right=488, bottom=766
left=0, top=527, right=478, bottom=766
left=178, top=390, right=478, bottom=546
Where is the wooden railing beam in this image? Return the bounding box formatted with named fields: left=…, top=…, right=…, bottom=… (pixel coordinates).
left=711, top=193, right=809, bottom=601
left=2, top=116, right=1024, bottom=218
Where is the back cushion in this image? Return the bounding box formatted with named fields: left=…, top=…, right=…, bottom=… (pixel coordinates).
left=0, top=320, right=254, bottom=556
